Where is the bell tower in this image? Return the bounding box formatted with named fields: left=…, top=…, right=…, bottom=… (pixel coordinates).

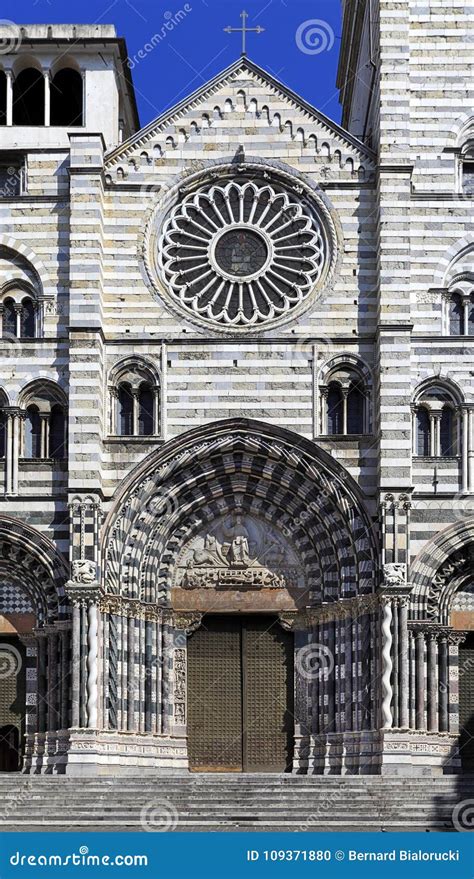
left=0, top=23, right=138, bottom=149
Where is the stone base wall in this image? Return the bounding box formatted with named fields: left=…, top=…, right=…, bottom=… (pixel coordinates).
left=23, top=730, right=188, bottom=776
left=293, top=730, right=460, bottom=777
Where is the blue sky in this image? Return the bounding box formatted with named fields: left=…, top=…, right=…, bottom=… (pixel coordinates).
left=3, top=0, right=343, bottom=127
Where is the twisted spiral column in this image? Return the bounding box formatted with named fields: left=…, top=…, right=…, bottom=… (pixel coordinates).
left=381, top=601, right=393, bottom=729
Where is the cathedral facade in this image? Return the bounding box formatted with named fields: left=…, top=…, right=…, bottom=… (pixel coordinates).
left=0, top=2, right=473, bottom=778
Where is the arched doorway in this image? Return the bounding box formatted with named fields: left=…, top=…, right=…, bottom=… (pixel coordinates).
left=102, top=419, right=379, bottom=776
left=0, top=517, right=69, bottom=773
left=0, top=637, right=26, bottom=772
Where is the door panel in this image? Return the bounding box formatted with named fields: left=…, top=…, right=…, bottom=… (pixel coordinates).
left=459, top=634, right=474, bottom=770
left=187, top=617, right=242, bottom=771
left=187, top=615, right=294, bottom=773
left=243, top=617, right=294, bottom=772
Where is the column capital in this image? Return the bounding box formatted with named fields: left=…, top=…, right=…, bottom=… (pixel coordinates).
left=65, top=580, right=103, bottom=608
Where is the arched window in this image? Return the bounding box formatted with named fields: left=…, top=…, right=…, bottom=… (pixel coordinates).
left=118, top=383, right=134, bottom=436
left=110, top=358, right=161, bottom=438
left=449, top=294, right=464, bottom=335
left=12, top=68, right=44, bottom=126
left=20, top=298, right=35, bottom=338
left=138, top=384, right=154, bottom=436
left=48, top=405, right=66, bottom=458
left=327, top=383, right=343, bottom=435
left=414, top=384, right=462, bottom=458
left=440, top=406, right=455, bottom=456
left=2, top=298, right=16, bottom=337
left=21, top=382, right=67, bottom=460
left=461, top=143, right=474, bottom=196
left=416, top=407, right=431, bottom=456
left=24, top=405, right=41, bottom=459
left=322, top=361, right=370, bottom=436
left=50, top=68, right=83, bottom=126
left=1, top=294, right=37, bottom=339
left=347, top=381, right=365, bottom=434
left=469, top=294, right=474, bottom=335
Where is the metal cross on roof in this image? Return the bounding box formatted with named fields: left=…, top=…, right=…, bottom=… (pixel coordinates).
left=224, top=10, right=265, bottom=56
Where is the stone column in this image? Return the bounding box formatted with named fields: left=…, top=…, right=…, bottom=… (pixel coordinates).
left=40, top=413, right=49, bottom=459
left=59, top=628, right=70, bottom=730
left=5, top=410, right=13, bottom=495
left=131, top=388, right=140, bottom=437
left=438, top=633, right=449, bottom=733
left=320, top=386, right=329, bottom=435
left=46, top=628, right=59, bottom=731
left=43, top=71, right=50, bottom=126
left=380, top=599, right=393, bottom=729
left=5, top=70, right=13, bottom=126
left=415, top=629, right=425, bottom=729
left=461, top=406, right=469, bottom=491
left=65, top=575, right=103, bottom=730
left=36, top=632, right=48, bottom=734
left=398, top=597, right=409, bottom=727
left=427, top=631, right=438, bottom=732
left=431, top=412, right=442, bottom=458
left=468, top=407, right=474, bottom=492
left=87, top=604, right=99, bottom=728
left=70, top=603, right=81, bottom=727
left=378, top=565, right=411, bottom=730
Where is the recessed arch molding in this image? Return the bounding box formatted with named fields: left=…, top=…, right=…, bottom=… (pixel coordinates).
left=102, top=418, right=378, bottom=604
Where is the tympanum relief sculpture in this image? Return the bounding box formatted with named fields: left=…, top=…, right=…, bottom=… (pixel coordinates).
left=173, top=514, right=306, bottom=593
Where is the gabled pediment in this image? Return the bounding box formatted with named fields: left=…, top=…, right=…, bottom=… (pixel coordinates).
left=104, top=57, right=375, bottom=183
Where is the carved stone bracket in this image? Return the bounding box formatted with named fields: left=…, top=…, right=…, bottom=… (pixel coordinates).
left=173, top=611, right=203, bottom=635
left=71, top=560, right=98, bottom=584
left=378, top=564, right=412, bottom=600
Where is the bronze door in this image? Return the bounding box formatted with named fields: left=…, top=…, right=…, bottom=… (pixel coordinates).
left=187, top=615, right=294, bottom=772
left=187, top=616, right=243, bottom=771
left=459, top=633, right=474, bottom=770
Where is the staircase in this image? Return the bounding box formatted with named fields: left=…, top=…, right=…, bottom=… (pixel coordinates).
left=0, top=775, right=473, bottom=831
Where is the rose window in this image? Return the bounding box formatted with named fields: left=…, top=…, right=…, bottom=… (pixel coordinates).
left=158, top=179, right=327, bottom=329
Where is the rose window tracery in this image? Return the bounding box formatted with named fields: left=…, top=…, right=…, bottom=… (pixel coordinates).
left=157, top=176, right=330, bottom=330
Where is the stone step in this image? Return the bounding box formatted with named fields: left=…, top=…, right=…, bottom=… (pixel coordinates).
left=0, top=820, right=454, bottom=832
left=0, top=774, right=470, bottom=831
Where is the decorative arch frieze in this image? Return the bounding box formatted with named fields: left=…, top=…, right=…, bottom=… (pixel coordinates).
left=0, top=516, right=69, bottom=625
left=102, top=419, right=377, bottom=606
left=410, top=519, right=474, bottom=623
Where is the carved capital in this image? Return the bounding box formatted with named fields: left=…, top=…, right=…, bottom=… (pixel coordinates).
left=65, top=582, right=103, bottom=608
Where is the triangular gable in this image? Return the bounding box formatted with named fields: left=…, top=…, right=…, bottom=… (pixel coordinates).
left=104, top=57, right=375, bottom=180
